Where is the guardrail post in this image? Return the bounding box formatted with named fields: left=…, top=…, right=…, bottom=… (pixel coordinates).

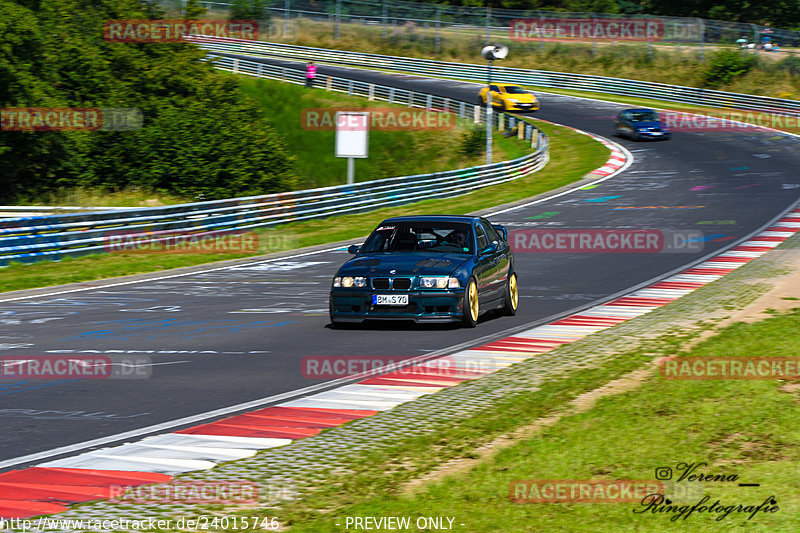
left=281, top=67, right=287, bottom=79
left=498, top=113, right=504, bottom=131
left=257, top=63, right=263, bottom=77
left=474, top=105, right=480, bottom=124
left=460, top=102, right=465, bottom=118
left=426, top=94, right=432, bottom=109
left=443, top=98, right=450, bottom=112
left=530, top=128, right=537, bottom=145
left=327, top=76, right=333, bottom=90
left=408, top=91, right=414, bottom=107
left=368, top=84, right=375, bottom=101
left=233, top=59, right=239, bottom=73
left=348, top=80, right=353, bottom=95
left=388, top=87, right=395, bottom=103
left=518, top=121, right=525, bottom=139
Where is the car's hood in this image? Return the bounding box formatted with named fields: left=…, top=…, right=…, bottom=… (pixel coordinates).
left=505, top=93, right=537, bottom=103
left=338, top=252, right=471, bottom=276
left=631, top=120, right=664, bottom=129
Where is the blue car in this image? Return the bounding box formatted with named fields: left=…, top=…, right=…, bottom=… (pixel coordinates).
left=329, top=215, right=518, bottom=327
left=614, top=108, right=671, bottom=141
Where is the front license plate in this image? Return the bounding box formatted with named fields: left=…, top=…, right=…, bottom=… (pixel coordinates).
left=373, top=294, right=408, bottom=306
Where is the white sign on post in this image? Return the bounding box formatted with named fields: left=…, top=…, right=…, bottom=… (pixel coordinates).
left=335, top=111, right=369, bottom=184
left=335, top=111, right=369, bottom=158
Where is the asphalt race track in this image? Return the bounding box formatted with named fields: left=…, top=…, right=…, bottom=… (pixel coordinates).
left=2, top=56, right=800, bottom=469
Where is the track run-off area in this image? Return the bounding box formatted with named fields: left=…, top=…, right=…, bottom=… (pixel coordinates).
left=2, top=53, right=800, bottom=518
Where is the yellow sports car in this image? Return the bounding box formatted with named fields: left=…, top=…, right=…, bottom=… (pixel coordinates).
left=478, top=83, right=539, bottom=112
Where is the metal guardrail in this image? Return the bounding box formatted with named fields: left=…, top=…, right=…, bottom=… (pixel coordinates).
left=192, top=36, right=800, bottom=116
left=0, top=60, right=548, bottom=265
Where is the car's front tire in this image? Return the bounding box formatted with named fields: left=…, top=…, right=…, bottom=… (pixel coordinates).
left=462, top=277, right=479, bottom=328
left=502, top=272, right=519, bottom=316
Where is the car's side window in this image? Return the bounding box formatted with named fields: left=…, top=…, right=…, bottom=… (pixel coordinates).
left=489, top=84, right=500, bottom=92
left=481, top=218, right=499, bottom=242
left=476, top=223, right=489, bottom=251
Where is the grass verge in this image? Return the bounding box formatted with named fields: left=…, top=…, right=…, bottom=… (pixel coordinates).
left=0, top=119, right=607, bottom=293
left=279, top=307, right=800, bottom=532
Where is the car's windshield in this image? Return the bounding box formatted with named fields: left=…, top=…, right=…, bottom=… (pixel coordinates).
left=504, top=86, right=527, bottom=94
left=360, top=222, right=474, bottom=254
left=630, top=110, right=659, bottom=121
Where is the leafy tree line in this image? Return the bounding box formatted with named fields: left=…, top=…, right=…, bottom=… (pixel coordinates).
left=428, top=0, right=800, bottom=30
left=0, top=0, right=296, bottom=203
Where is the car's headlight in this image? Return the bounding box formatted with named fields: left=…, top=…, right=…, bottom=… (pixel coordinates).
left=420, top=276, right=460, bottom=289
left=507, top=98, right=519, bottom=103
left=333, top=276, right=367, bottom=288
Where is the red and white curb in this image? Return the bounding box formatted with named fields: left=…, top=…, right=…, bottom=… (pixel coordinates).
left=4, top=208, right=798, bottom=518
left=585, top=137, right=627, bottom=178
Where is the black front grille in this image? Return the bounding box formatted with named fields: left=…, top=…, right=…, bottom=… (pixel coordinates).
left=372, top=278, right=390, bottom=289
left=393, top=278, right=412, bottom=290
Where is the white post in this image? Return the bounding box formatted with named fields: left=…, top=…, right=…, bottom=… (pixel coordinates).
left=486, top=59, right=493, bottom=165
left=347, top=157, right=355, bottom=184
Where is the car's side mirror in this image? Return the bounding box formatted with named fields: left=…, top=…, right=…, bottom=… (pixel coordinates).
left=493, top=224, right=508, bottom=241
left=479, top=243, right=498, bottom=256
left=347, top=244, right=360, bottom=255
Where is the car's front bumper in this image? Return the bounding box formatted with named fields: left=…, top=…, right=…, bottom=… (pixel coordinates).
left=330, top=289, right=466, bottom=323
left=506, top=102, right=539, bottom=112
left=636, top=131, right=671, bottom=140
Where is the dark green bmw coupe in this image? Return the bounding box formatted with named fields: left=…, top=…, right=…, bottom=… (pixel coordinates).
left=329, top=215, right=518, bottom=328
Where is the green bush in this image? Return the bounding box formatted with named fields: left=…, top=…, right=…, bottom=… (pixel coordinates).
left=700, top=49, right=757, bottom=88
left=0, top=0, right=290, bottom=202
left=458, top=126, right=485, bottom=158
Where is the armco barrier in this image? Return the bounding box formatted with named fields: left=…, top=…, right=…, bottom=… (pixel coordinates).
left=0, top=62, right=548, bottom=265
left=191, top=35, right=800, bottom=116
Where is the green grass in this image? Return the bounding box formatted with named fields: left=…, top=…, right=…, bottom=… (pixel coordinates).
left=278, top=307, right=800, bottom=532
left=0, top=119, right=606, bottom=293
left=236, top=76, right=527, bottom=189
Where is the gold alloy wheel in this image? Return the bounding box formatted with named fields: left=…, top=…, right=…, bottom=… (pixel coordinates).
left=468, top=280, right=479, bottom=322
left=509, top=274, right=519, bottom=310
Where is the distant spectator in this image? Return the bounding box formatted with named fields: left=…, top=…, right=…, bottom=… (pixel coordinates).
left=306, top=61, right=317, bottom=88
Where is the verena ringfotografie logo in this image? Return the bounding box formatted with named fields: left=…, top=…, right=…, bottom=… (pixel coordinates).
left=509, top=479, right=664, bottom=503
left=104, top=229, right=259, bottom=254
left=1, top=355, right=152, bottom=379
left=109, top=481, right=258, bottom=504
left=510, top=18, right=664, bottom=42
left=510, top=229, right=704, bottom=253
left=1, top=108, right=142, bottom=132
left=660, top=356, right=800, bottom=380
left=103, top=20, right=258, bottom=43
left=301, top=355, right=477, bottom=379
left=301, top=108, right=455, bottom=131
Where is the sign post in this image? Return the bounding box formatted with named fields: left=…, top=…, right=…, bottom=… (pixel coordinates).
left=335, top=111, right=369, bottom=184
